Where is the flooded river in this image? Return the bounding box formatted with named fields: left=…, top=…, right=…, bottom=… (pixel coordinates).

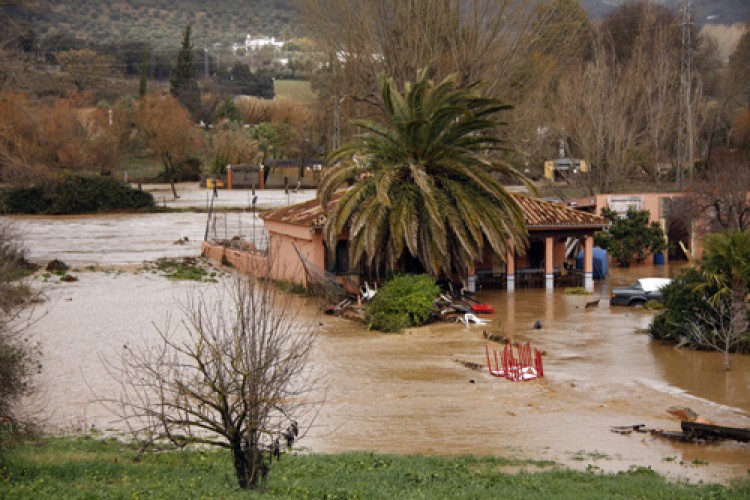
left=8, top=197, right=750, bottom=485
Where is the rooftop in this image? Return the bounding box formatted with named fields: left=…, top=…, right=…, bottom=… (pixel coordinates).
left=262, top=191, right=608, bottom=230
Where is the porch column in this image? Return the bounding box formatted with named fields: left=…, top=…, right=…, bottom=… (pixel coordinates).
left=584, top=235, right=594, bottom=291
left=506, top=240, right=515, bottom=292
left=467, top=263, right=477, bottom=293
left=545, top=236, right=554, bottom=290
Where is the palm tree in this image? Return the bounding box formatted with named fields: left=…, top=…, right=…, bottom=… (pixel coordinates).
left=319, top=70, right=531, bottom=280
left=698, top=231, right=750, bottom=342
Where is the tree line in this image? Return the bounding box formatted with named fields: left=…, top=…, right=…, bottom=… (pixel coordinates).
left=301, top=0, right=750, bottom=196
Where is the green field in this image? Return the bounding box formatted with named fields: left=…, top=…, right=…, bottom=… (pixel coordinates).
left=274, top=79, right=317, bottom=104
left=1, top=436, right=748, bottom=499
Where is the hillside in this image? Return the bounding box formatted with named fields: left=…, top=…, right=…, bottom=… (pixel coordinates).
left=5, top=0, right=748, bottom=51
left=583, top=0, right=750, bottom=24
left=5, top=0, right=296, bottom=48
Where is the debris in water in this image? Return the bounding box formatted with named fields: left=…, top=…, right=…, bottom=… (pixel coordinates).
left=483, top=330, right=509, bottom=344
left=666, top=406, right=714, bottom=424
left=485, top=342, right=544, bottom=381
left=585, top=298, right=600, bottom=308
left=454, top=358, right=484, bottom=371
left=46, top=259, right=69, bottom=272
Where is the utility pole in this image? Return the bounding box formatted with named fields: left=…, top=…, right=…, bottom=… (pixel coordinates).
left=677, top=0, right=694, bottom=188
left=332, top=97, right=341, bottom=151
left=204, top=46, right=209, bottom=77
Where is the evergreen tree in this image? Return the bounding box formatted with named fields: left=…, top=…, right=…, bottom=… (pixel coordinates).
left=594, top=207, right=667, bottom=267
left=139, top=48, right=149, bottom=98
left=170, top=25, right=199, bottom=115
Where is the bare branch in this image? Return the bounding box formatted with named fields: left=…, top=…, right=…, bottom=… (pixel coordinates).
left=99, top=264, right=321, bottom=490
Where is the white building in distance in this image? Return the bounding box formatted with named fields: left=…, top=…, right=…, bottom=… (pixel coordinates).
left=232, top=35, right=284, bottom=52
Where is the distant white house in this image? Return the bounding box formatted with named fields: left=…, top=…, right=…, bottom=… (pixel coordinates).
left=232, top=35, right=284, bottom=53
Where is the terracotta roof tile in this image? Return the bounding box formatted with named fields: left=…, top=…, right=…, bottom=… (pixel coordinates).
left=260, top=192, right=344, bottom=227
left=262, top=191, right=608, bottom=230
left=514, top=194, right=608, bottom=228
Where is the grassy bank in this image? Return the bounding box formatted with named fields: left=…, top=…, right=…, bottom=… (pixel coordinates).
left=1, top=437, right=748, bottom=498
left=274, top=79, right=317, bottom=104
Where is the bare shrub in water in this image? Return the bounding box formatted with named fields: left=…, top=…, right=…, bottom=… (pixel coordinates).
left=104, top=270, right=320, bottom=490
left=0, top=220, right=41, bottom=453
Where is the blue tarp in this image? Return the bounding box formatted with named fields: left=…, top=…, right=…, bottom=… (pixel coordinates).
left=576, top=247, right=608, bottom=280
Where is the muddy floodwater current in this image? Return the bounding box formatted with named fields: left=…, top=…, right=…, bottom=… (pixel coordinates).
left=8, top=201, right=750, bottom=485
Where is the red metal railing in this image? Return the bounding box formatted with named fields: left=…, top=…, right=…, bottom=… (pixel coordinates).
left=485, top=342, right=544, bottom=382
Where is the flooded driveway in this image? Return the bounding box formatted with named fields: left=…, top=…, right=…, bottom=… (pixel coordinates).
left=7, top=200, right=750, bottom=485
left=309, top=267, right=750, bottom=484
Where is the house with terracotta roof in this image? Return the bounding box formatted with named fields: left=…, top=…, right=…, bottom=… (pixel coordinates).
left=201, top=191, right=608, bottom=293
left=566, top=193, right=697, bottom=262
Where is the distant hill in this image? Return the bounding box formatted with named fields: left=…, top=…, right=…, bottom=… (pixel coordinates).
left=4, top=0, right=747, bottom=51
left=5, top=0, right=295, bottom=48
left=582, top=0, right=750, bottom=25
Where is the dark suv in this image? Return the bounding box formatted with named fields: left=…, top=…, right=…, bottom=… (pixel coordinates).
left=610, top=278, right=672, bottom=306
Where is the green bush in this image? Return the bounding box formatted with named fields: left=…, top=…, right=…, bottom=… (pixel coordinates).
left=365, top=274, right=439, bottom=333
left=1, top=175, right=155, bottom=214
left=1, top=186, right=50, bottom=214
left=649, top=267, right=726, bottom=344
left=650, top=266, right=750, bottom=353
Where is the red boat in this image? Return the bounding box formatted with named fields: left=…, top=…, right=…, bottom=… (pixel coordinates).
left=471, top=303, right=495, bottom=314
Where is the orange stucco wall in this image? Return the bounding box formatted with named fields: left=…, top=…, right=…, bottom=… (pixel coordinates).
left=201, top=241, right=269, bottom=276
left=568, top=193, right=694, bottom=262
left=202, top=219, right=328, bottom=288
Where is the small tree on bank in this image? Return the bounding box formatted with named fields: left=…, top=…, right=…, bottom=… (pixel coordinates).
left=135, top=94, right=197, bottom=199
left=685, top=300, right=747, bottom=371
left=594, top=207, right=667, bottom=267
left=649, top=231, right=750, bottom=369
left=105, top=272, right=319, bottom=490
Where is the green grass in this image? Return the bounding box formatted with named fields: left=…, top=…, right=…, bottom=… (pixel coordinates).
left=272, top=279, right=308, bottom=295
left=142, top=257, right=220, bottom=282
left=274, top=79, right=317, bottom=104
left=1, top=436, right=748, bottom=499
left=114, top=156, right=165, bottom=183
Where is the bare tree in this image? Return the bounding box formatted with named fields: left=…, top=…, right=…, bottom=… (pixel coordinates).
left=103, top=272, right=319, bottom=490
left=633, top=21, right=681, bottom=189
left=135, top=94, right=200, bottom=198
left=557, top=31, right=644, bottom=194
left=55, top=49, right=120, bottom=93
left=0, top=220, right=41, bottom=449
left=298, top=0, right=587, bottom=152
left=686, top=149, right=750, bottom=232
left=684, top=299, right=747, bottom=371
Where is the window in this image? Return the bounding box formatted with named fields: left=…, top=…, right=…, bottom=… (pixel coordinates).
left=607, top=196, right=643, bottom=218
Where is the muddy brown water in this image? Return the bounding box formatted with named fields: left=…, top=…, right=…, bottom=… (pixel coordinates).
left=9, top=212, right=750, bottom=484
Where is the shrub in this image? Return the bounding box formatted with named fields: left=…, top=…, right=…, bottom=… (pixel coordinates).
left=365, top=274, right=440, bottom=333
left=1, top=175, right=155, bottom=214
left=0, top=221, right=40, bottom=458
left=649, top=267, right=724, bottom=344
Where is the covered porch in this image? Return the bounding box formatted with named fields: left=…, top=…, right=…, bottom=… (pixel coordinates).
left=467, top=195, right=607, bottom=292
